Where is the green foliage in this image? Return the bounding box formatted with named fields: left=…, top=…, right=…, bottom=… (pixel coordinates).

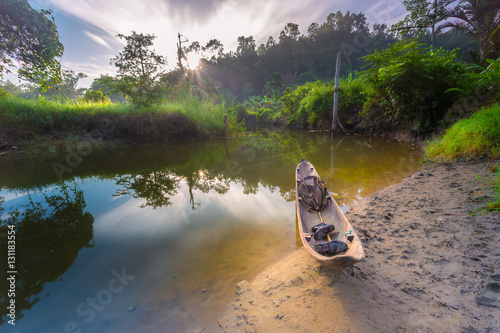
left=338, top=76, right=367, bottom=124
left=298, top=82, right=334, bottom=127
left=83, top=89, right=110, bottom=103
left=0, top=86, right=12, bottom=99
left=264, top=72, right=285, bottom=98
left=280, top=76, right=367, bottom=128
left=441, top=56, right=500, bottom=126
left=425, top=104, right=500, bottom=160
left=361, top=41, right=466, bottom=132
left=442, top=0, right=500, bottom=60
left=229, top=104, right=247, bottom=122
left=237, top=95, right=286, bottom=126
left=392, top=0, right=452, bottom=39
left=0, top=0, right=64, bottom=88
left=110, top=31, right=167, bottom=106
left=25, top=69, right=88, bottom=100
left=472, top=58, right=500, bottom=101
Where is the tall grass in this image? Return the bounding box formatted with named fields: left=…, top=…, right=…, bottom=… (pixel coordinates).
left=0, top=95, right=239, bottom=143
left=425, top=104, right=500, bottom=160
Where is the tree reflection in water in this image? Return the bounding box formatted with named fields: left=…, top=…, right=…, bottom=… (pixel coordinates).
left=114, top=170, right=181, bottom=209
left=113, top=168, right=232, bottom=210
left=0, top=184, right=94, bottom=324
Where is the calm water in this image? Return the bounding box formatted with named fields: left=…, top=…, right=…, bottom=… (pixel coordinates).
left=0, top=131, right=422, bottom=332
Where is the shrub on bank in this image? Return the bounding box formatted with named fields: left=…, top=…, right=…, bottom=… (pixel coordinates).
left=361, top=41, right=466, bottom=133
left=425, top=104, right=500, bottom=160
left=280, top=77, right=366, bottom=129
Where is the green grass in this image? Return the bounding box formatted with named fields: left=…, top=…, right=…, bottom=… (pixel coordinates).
left=0, top=94, right=243, bottom=156
left=425, top=104, right=500, bottom=161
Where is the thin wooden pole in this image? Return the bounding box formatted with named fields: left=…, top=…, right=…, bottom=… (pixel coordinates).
left=332, top=52, right=341, bottom=135
left=222, top=115, right=227, bottom=137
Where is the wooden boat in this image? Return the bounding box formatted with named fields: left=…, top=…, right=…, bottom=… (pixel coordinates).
left=296, top=159, right=365, bottom=269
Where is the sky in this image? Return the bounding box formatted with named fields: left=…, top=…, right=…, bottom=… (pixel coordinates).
left=26, top=0, right=408, bottom=88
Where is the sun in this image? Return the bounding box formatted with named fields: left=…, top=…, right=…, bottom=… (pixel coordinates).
left=185, top=53, right=203, bottom=69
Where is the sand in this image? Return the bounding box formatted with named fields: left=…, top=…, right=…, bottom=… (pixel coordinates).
left=217, top=160, right=500, bottom=333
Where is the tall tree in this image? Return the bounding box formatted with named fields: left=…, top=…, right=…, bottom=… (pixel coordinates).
left=279, top=23, right=300, bottom=43
left=0, top=0, right=64, bottom=88
left=443, top=0, right=500, bottom=60
left=392, top=0, right=455, bottom=45
left=112, top=31, right=166, bottom=79
left=110, top=31, right=167, bottom=105
left=236, top=36, right=257, bottom=56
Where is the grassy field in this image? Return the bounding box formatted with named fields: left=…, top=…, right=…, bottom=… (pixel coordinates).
left=425, top=104, right=500, bottom=161
left=0, top=95, right=242, bottom=155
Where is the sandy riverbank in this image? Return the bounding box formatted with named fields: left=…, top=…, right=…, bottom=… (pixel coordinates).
left=217, top=160, right=500, bottom=333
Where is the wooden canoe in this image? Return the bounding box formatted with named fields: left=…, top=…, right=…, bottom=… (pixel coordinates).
left=296, top=159, right=365, bottom=269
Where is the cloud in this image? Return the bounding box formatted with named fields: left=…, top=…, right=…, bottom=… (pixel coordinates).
left=36, top=0, right=329, bottom=62
left=83, top=30, right=112, bottom=49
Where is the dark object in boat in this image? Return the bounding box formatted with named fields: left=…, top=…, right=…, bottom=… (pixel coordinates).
left=313, top=224, right=335, bottom=240
left=311, top=223, right=327, bottom=233
left=315, top=240, right=348, bottom=256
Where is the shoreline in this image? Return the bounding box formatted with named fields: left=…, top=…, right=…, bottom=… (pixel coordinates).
left=218, top=159, right=500, bottom=332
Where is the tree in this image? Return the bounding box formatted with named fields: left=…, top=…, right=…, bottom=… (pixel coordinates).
left=110, top=31, right=167, bottom=105
left=392, top=0, right=455, bottom=45
left=264, top=72, right=284, bottom=98
left=0, top=80, right=23, bottom=95
left=279, top=23, right=300, bottom=43
left=112, top=31, right=166, bottom=79
left=0, top=0, right=64, bottom=88
left=323, top=11, right=368, bottom=34
left=21, top=69, right=87, bottom=100
left=202, top=39, right=224, bottom=60
left=307, top=23, right=319, bottom=39
left=90, top=74, right=127, bottom=103
left=236, top=36, right=257, bottom=56
left=442, top=0, right=500, bottom=60
left=61, top=69, right=87, bottom=99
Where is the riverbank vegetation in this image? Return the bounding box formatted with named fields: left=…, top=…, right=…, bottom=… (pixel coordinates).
left=0, top=92, right=241, bottom=155
left=425, top=104, right=500, bottom=161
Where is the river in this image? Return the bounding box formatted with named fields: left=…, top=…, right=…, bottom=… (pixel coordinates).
left=0, top=131, right=422, bottom=332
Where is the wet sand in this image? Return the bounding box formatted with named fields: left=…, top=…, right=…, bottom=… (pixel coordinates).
left=218, top=160, right=500, bottom=332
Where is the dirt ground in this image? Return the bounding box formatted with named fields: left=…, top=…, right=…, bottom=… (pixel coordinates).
left=217, top=160, right=500, bottom=333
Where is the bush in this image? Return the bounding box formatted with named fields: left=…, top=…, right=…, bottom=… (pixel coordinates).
left=425, top=104, right=500, bottom=160
left=83, top=89, right=110, bottom=103
left=441, top=59, right=500, bottom=129
left=361, top=41, right=466, bottom=132
left=280, top=76, right=367, bottom=129
left=230, top=104, right=247, bottom=122
left=338, top=76, right=367, bottom=125
left=0, top=86, right=12, bottom=99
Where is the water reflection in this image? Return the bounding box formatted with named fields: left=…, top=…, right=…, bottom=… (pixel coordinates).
left=114, top=170, right=181, bottom=209
left=0, top=131, right=422, bottom=332
left=0, top=184, right=94, bottom=325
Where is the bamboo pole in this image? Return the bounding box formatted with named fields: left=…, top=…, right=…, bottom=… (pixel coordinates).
left=332, top=52, right=341, bottom=135
left=222, top=115, right=227, bottom=137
